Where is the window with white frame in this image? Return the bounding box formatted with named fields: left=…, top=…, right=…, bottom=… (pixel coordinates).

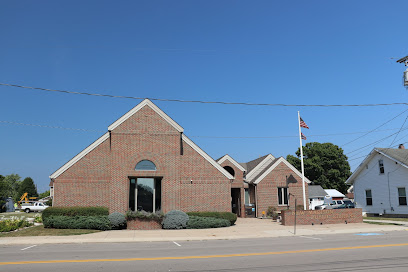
left=278, top=187, right=288, bottom=206
left=366, top=189, right=372, bottom=206
left=378, top=160, right=384, bottom=174
left=398, top=187, right=407, bottom=206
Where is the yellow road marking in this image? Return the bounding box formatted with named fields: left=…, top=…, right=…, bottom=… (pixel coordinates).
left=2, top=243, right=408, bottom=266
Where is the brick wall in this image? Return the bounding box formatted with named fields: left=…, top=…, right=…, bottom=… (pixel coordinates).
left=281, top=208, right=363, bottom=225
left=53, top=104, right=231, bottom=214
left=256, top=161, right=308, bottom=217
left=127, top=218, right=162, bottom=230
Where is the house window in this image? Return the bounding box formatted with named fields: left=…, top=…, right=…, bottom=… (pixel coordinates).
left=378, top=160, right=384, bottom=174
left=135, top=160, right=156, bottom=171
left=244, top=188, right=250, bottom=205
left=223, top=166, right=235, bottom=177
left=278, top=187, right=288, bottom=206
left=366, top=189, right=372, bottom=206
left=398, top=188, right=407, bottom=206
left=129, top=178, right=161, bottom=212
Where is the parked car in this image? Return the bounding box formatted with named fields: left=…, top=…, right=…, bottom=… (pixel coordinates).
left=20, top=202, right=49, bottom=213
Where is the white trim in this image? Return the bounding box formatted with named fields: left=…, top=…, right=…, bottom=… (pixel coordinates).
left=49, top=132, right=110, bottom=179
left=253, top=157, right=312, bottom=184
left=245, top=154, right=275, bottom=180
left=182, top=134, right=234, bottom=180
left=108, top=99, right=184, bottom=132
left=217, top=155, right=246, bottom=172
left=346, top=148, right=408, bottom=185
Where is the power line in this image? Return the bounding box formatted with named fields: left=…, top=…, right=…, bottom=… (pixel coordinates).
left=0, top=121, right=104, bottom=133
left=1, top=82, right=408, bottom=107
left=2, top=119, right=407, bottom=139
left=341, top=109, right=408, bottom=147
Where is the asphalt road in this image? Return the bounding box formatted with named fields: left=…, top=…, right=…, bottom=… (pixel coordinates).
left=1, top=230, right=408, bottom=271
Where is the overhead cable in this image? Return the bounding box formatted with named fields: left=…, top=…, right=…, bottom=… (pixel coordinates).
left=1, top=82, right=408, bottom=107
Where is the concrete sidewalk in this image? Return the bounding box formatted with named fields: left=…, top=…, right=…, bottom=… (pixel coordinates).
left=0, top=218, right=406, bottom=245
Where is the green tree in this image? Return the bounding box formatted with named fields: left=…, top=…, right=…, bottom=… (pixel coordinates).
left=286, top=142, right=351, bottom=194
left=18, top=177, right=38, bottom=199
left=38, top=190, right=50, bottom=199
left=3, top=174, right=22, bottom=201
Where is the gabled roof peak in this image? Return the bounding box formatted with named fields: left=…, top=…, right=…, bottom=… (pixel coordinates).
left=108, top=99, right=184, bottom=132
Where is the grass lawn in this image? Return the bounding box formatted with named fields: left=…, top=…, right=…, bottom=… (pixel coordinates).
left=364, top=217, right=408, bottom=222
left=0, top=225, right=101, bottom=237
left=364, top=221, right=404, bottom=226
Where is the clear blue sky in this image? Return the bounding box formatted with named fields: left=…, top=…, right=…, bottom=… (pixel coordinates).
left=1, top=1, right=408, bottom=193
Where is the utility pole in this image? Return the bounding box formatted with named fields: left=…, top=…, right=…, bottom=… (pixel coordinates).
left=396, top=55, right=408, bottom=88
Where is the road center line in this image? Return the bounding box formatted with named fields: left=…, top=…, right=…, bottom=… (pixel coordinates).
left=21, top=245, right=37, bottom=251
left=3, top=242, right=408, bottom=266
left=298, top=236, right=322, bottom=240
left=173, top=241, right=181, bottom=247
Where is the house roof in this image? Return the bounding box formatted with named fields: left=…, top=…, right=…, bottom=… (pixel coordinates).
left=252, top=157, right=312, bottom=184
left=216, top=155, right=246, bottom=172
left=308, top=185, right=327, bottom=198
left=324, top=189, right=345, bottom=198
left=244, top=155, right=269, bottom=173
left=346, top=147, right=408, bottom=184
left=50, top=99, right=233, bottom=180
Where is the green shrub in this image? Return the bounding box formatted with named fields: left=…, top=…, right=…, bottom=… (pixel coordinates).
left=126, top=210, right=164, bottom=221
left=45, top=199, right=52, bottom=206
left=42, top=206, right=109, bottom=220
left=34, top=214, right=43, bottom=223
left=186, top=212, right=237, bottom=225
left=187, top=216, right=230, bottom=229
left=109, top=212, right=127, bottom=229
left=162, top=210, right=189, bottom=229
left=0, top=219, right=32, bottom=232
left=267, top=206, right=277, bottom=218
left=43, top=215, right=111, bottom=230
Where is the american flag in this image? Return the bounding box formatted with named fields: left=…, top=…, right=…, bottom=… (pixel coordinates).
left=300, top=117, right=309, bottom=129
left=301, top=133, right=307, bottom=140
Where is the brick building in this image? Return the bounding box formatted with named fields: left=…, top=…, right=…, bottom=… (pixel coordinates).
left=50, top=99, right=309, bottom=217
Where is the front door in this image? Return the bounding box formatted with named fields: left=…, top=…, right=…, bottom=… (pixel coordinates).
left=231, top=188, right=241, bottom=217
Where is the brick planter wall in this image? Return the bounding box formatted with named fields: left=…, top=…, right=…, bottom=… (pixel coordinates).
left=127, top=218, right=162, bottom=230
left=281, top=208, right=363, bottom=225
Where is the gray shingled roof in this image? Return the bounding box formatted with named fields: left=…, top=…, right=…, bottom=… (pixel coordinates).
left=243, top=155, right=269, bottom=174
left=249, top=158, right=279, bottom=182
left=376, top=148, right=408, bottom=166
left=308, top=185, right=328, bottom=198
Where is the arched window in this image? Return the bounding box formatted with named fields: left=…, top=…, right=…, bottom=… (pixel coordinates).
left=223, top=166, right=235, bottom=177
left=135, top=160, right=156, bottom=171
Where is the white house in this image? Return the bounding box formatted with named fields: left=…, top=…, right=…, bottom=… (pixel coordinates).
left=346, top=146, right=408, bottom=216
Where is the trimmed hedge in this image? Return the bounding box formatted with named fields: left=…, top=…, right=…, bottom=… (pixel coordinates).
left=162, top=210, right=189, bottom=229
left=42, top=207, right=109, bottom=220
left=109, top=212, right=127, bottom=230
left=43, top=215, right=111, bottom=230
left=186, top=212, right=237, bottom=225
left=187, top=216, right=230, bottom=229
left=126, top=210, right=164, bottom=221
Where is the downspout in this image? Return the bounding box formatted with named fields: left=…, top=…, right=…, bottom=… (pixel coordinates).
left=255, top=184, right=258, bottom=218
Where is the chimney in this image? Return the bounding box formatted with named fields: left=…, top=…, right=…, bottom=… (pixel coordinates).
left=399, top=144, right=405, bottom=149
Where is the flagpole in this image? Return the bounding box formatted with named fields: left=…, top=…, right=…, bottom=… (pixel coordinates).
left=298, top=111, right=307, bottom=210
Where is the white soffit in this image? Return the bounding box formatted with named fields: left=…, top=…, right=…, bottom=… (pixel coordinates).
left=108, top=99, right=184, bottom=132
left=49, top=132, right=110, bottom=179
left=217, top=155, right=246, bottom=172
left=253, top=157, right=311, bottom=184
left=182, top=134, right=234, bottom=180
left=245, top=154, right=275, bottom=180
